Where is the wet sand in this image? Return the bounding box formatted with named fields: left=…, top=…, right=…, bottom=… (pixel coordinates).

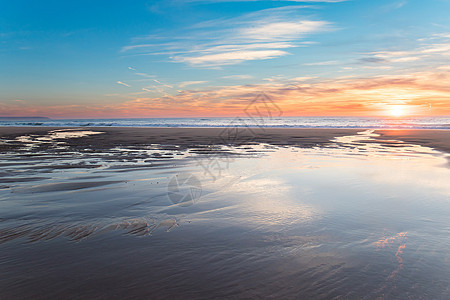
left=1, top=127, right=450, bottom=154
left=376, top=129, right=450, bottom=154
left=1, top=127, right=450, bottom=298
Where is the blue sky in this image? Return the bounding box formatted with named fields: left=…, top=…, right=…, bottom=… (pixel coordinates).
left=1, top=0, right=450, bottom=117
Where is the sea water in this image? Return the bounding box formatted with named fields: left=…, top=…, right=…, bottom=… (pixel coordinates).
left=1, top=116, right=450, bottom=129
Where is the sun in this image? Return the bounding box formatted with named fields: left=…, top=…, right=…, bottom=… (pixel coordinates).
left=388, top=105, right=406, bottom=118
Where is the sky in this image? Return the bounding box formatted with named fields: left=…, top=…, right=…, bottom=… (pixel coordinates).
left=1, top=0, right=450, bottom=118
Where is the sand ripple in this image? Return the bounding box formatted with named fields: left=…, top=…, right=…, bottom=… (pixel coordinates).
left=0, top=217, right=180, bottom=243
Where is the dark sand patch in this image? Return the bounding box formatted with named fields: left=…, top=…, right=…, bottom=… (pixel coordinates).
left=11, top=181, right=123, bottom=194
left=0, top=127, right=360, bottom=152
left=2, top=127, right=449, bottom=155
left=374, top=130, right=450, bottom=154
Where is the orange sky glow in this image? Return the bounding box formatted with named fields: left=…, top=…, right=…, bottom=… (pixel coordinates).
left=2, top=70, right=449, bottom=119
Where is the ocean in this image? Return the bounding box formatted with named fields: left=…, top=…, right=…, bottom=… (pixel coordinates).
left=1, top=116, right=450, bottom=129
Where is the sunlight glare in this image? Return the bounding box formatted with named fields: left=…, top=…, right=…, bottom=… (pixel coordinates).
left=389, top=105, right=406, bottom=117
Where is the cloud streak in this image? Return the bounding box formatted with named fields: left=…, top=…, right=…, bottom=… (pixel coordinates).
left=122, top=7, right=332, bottom=67
left=240, top=20, right=329, bottom=40
left=357, top=34, right=450, bottom=66
left=174, top=50, right=289, bottom=66
left=117, top=81, right=131, bottom=87
left=178, top=81, right=208, bottom=88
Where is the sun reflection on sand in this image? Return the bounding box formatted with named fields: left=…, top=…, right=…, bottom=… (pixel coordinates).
left=14, top=129, right=104, bottom=150
left=374, top=231, right=408, bottom=294
left=376, top=232, right=407, bottom=248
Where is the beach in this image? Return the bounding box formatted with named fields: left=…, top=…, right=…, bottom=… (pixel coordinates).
left=1, top=127, right=450, bottom=298
left=4, top=0, right=450, bottom=298
left=2, top=126, right=450, bottom=153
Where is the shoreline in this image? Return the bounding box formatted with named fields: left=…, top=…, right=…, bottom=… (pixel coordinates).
left=1, top=126, right=450, bottom=155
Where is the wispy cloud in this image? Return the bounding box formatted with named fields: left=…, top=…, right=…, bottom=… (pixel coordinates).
left=240, top=20, right=329, bottom=40
left=292, top=76, right=316, bottom=81
left=174, top=50, right=289, bottom=66
left=355, top=35, right=450, bottom=67
left=178, top=81, right=208, bottom=88
left=117, top=81, right=131, bottom=87
left=122, top=7, right=333, bottom=67
left=135, top=72, right=155, bottom=78
left=222, top=74, right=253, bottom=79
left=364, top=50, right=419, bottom=62
left=304, top=60, right=339, bottom=66
left=153, top=79, right=173, bottom=88
left=121, top=44, right=161, bottom=53
left=380, top=0, right=407, bottom=13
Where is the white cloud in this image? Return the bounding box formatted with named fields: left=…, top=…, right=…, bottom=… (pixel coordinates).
left=122, top=7, right=333, bottom=67
left=170, top=19, right=327, bottom=67
left=362, top=66, right=393, bottom=70
left=433, top=33, right=450, bottom=39
left=121, top=44, right=157, bottom=52
left=390, top=57, right=420, bottom=62
left=304, top=60, right=339, bottom=66
left=358, top=50, right=421, bottom=65
left=292, top=76, right=316, bottom=81
left=241, top=20, right=329, bottom=40
left=194, top=42, right=295, bottom=53
left=117, top=81, right=131, bottom=87
left=362, top=39, right=450, bottom=65
left=174, top=50, right=288, bottom=66
left=135, top=72, right=155, bottom=78
left=153, top=79, right=173, bottom=88
left=370, top=51, right=414, bottom=58
left=222, top=74, right=253, bottom=79
left=178, top=81, right=208, bottom=88
left=421, top=43, right=450, bottom=54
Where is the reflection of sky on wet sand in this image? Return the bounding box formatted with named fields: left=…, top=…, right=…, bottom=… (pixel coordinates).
left=1, top=130, right=450, bottom=298
left=13, top=129, right=104, bottom=150
left=182, top=130, right=450, bottom=297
